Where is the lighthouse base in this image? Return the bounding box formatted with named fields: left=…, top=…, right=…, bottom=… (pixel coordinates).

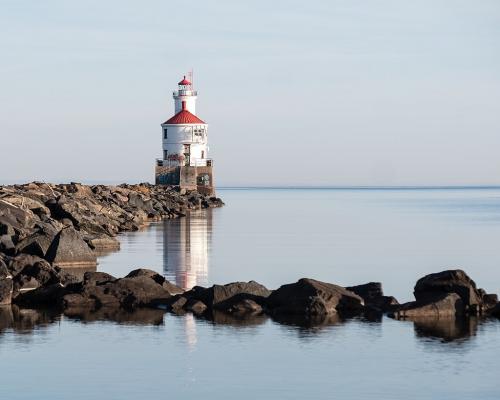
left=155, top=164, right=215, bottom=196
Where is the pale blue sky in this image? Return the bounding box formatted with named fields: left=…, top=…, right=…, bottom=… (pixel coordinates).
left=1, top=0, right=499, bottom=185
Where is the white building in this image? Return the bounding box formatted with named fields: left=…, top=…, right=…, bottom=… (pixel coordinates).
left=160, top=76, right=209, bottom=167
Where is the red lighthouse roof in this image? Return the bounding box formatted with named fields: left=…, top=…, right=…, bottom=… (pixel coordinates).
left=163, top=101, right=205, bottom=124
left=178, top=76, right=191, bottom=86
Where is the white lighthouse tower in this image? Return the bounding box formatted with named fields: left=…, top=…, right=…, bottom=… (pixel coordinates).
left=155, top=75, right=215, bottom=195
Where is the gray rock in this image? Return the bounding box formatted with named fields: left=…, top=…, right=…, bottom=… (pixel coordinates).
left=45, top=227, right=96, bottom=267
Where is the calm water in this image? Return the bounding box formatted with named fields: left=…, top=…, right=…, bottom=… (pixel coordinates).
left=1, top=188, right=500, bottom=399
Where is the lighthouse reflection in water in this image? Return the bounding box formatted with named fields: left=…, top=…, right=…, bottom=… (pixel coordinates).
left=161, top=210, right=212, bottom=290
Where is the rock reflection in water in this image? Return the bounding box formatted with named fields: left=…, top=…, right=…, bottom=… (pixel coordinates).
left=272, top=313, right=343, bottom=330
left=161, top=210, right=212, bottom=290
left=413, top=317, right=479, bottom=342
left=0, top=305, right=60, bottom=334
left=0, top=305, right=166, bottom=335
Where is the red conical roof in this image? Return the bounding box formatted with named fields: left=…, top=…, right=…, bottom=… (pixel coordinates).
left=178, top=76, right=191, bottom=85
left=163, top=101, right=205, bottom=124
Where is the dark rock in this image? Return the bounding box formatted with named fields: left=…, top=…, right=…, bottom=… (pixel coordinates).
left=413, top=269, right=483, bottom=313
left=126, top=268, right=183, bottom=295
left=92, top=276, right=172, bottom=309
left=490, top=303, right=500, bottom=318
left=15, top=283, right=66, bottom=307
left=346, top=282, right=399, bottom=312
left=168, top=295, right=188, bottom=312
left=0, top=234, right=15, bottom=255
left=0, top=278, right=13, bottom=305
left=184, top=298, right=207, bottom=314
left=482, top=294, right=498, bottom=314
left=267, top=278, right=364, bottom=316
left=391, top=293, right=464, bottom=319
left=214, top=293, right=267, bottom=314
left=16, top=231, right=54, bottom=258
left=192, top=281, right=271, bottom=309
left=83, top=271, right=116, bottom=286
left=0, top=258, right=11, bottom=279
left=45, top=226, right=96, bottom=267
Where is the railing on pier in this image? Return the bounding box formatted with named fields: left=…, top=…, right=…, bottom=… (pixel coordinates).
left=156, top=158, right=213, bottom=167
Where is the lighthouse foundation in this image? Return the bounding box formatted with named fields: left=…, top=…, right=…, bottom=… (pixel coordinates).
left=155, top=163, right=215, bottom=196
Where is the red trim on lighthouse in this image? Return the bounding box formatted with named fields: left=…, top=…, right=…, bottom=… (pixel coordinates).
left=182, top=100, right=187, bottom=110
left=178, top=76, right=191, bottom=85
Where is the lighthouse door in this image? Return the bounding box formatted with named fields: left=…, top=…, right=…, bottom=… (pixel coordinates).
left=183, top=144, right=191, bottom=166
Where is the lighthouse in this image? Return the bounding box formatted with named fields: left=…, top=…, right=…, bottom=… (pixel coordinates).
left=155, top=75, right=215, bottom=195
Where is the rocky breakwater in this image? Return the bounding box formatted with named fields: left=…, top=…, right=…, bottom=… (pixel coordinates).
left=1, top=259, right=500, bottom=334
left=0, top=182, right=224, bottom=305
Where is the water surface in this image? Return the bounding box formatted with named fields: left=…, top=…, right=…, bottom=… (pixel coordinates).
left=1, top=188, right=500, bottom=399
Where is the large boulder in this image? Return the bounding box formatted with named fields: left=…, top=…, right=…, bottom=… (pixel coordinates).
left=44, top=226, right=96, bottom=267
left=346, top=282, right=399, bottom=312
left=413, top=270, right=483, bottom=312
left=267, top=278, right=364, bottom=316
left=390, top=270, right=493, bottom=319
left=125, top=268, right=183, bottom=295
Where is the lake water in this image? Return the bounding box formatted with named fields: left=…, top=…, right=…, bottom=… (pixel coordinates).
left=1, top=188, right=500, bottom=399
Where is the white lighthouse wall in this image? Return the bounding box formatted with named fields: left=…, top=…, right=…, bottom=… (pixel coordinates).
left=174, top=95, right=197, bottom=114
left=161, top=124, right=208, bottom=166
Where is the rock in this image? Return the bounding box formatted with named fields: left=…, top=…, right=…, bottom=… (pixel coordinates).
left=168, top=295, right=188, bottom=313
left=44, top=226, right=97, bottom=267
left=125, top=268, right=165, bottom=284
left=490, top=303, right=500, bottom=318
left=192, top=281, right=271, bottom=309
left=184, top=298, right=207, bottom=314
left=413, top=270, right=483, bottom=314
left=87, top=236, right=120, bottom=251
left=125, top=268, right=183, bottom=295
left=223, top=298, right=262, bottom=314
left=0, top=234, right=15, bottom=255
left=346, top=282, right=399, bottom=312
left=267, top=278, right=364, bottom=316
left=482, top=294, right=498, bottom=314
left=391, top=293, right=464, bottom=319
left=14, top=283, right=66, bottom=307
left=16, top=231, right=55, bottom=258
left=83, top=271, right=116, bottom=286
left=0, top=278, right=13, bottom=305
left=0, top=258, right=11, bottom=279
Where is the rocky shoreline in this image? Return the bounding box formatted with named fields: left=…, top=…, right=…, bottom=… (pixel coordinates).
left=1, top=182, right=499, bottom=336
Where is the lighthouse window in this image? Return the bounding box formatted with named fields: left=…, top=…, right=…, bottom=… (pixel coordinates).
left=163, top=128, right=168, bottom=139
left=163, top=150, right=168, bottom=159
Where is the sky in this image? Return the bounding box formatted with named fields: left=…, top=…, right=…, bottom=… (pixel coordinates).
left=1, top=0, right=500, bottom=186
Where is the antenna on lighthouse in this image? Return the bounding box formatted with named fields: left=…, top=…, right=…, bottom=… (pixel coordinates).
left=188, top=69, right=194, bottom=89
